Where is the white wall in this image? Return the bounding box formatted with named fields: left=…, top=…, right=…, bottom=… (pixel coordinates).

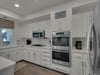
left=12, top=22, right=22, bottom=45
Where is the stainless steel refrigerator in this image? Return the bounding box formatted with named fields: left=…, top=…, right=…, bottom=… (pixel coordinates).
left=87, top=0, right=100, bottom=75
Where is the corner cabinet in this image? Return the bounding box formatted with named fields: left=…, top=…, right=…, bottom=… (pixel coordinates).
left=71, top=52, right=89, bottom=75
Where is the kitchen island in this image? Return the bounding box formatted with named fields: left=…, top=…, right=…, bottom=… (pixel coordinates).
left=0, top=56, right=15, bottom=75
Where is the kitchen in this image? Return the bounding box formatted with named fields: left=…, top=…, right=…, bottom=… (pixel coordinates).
left=0, top=0, right=99, bottom=75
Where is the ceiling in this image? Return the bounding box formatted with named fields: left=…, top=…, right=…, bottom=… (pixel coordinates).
left=0, top=0, right=97, bottom=21
left=72, top=2, right=97, bottom=15
left=0, top=0, right=69, bottom=16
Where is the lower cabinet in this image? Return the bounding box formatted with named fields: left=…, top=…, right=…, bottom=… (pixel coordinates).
left=35, top=51, right=41, bottom=65
left=83, top=55, right=89, bottom=75
left=0, top=52, right=11, bottom=59
left=41, top=50, right=52, bottom=68
left=72, top=53, right=88, bottom=75
left=23, top=47, right=42, bottom=65
left=0, top=47, right=24, bottom=62
left=0, top=47, right=71, bottom=74
left=10, top=51, right=17, bottom=61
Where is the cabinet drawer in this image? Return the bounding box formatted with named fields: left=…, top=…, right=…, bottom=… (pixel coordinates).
left=42, top=51, right=51, bottom=55
left=42, top=54, right=51, bottom=58
left=42, top=57, right=51, bottom=62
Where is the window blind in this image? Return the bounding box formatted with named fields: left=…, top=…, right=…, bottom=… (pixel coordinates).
left=0, top=18, right=14, bottom=29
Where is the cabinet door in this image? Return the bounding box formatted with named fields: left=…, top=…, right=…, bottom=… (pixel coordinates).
left=0, top=49, right=16, bottom=61
left=41, top=50, right=51, bottom=67
left=27, top=50, right=35, bottom=63
left=0, top=52, right=10, bottom=59
left=72, top=54, right=83, bottom=75
left=23, top=49, right=29, bottom=61
left=51, top=20, right=60, bottom=31
left=30, top=51, right=36, bottom=63
left=60, top=19, right=71, bottom=31
left=35, top=51, right=41, bottom=65
left=10, top=51, right=17, bottom=61
left=83, top=55, right=89, bottom=75
left=72, top=12, right=90, bottom=37
left=16, top=50, right=23, bottom=61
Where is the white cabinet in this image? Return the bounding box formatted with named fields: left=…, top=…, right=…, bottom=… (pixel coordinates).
left=0, top=47, right=24, bottom=62
left=51, top=18, right=71, bottom=32
left=72, top=12, right=91, bottom=37
left=57, top=19, right=71, bottom=31
left=72, top=53, right=83, bottom=75
left=23, top=47, right=52, bottom=67
left=83, top=55, right=89, bottom=75
left=9, top=50, right=17, bottom=61
left=35, top=50, right=41, bottom=65
left=23, top=47, right=30, bottom=61
left=41, top=50, right=52, bottom=68
left=0, top=66, right=14, bottom=75
left=0, top=49, right=13, bottom=60
left=16, top=50, right=23, bottom=61
left=8, top=47, right=23, bottom=62
left=0, top=51, right=10, bottom=59
left=72, top=52, right=89, bottom=75
left=23, top=47, right=42, bottom=65
left=44, top=21, right=52, bottom=38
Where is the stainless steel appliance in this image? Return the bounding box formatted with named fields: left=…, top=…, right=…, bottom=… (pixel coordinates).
left=52, top=31, right=71, bottom=66
left=32, top=30, right=45, bottom=38
left=87, top=1, right=100, bottom=75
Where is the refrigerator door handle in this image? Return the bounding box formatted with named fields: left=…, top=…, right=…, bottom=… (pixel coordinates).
left=87, top=16, right=97, bottom=75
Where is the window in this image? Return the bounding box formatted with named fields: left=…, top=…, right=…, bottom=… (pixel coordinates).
left=0, top=28, right=13, bottom=46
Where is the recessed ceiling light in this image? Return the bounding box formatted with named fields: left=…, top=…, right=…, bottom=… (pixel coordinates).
left=14, top=3, right=20, bottom=7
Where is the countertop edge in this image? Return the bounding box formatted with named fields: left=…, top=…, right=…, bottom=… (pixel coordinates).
left=0, top=56, right=15, bottom=71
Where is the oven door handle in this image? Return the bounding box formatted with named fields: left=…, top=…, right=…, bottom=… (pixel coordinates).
left=52, top=50, right=69, bottom=53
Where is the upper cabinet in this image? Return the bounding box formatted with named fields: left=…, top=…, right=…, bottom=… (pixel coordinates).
left=50, top=9, right=72, bottom=32
left=72, top=12, right=91, bottom=37
left=20, top=9, right=72, bottom=38
left=72, top=2, right=96, bottom=38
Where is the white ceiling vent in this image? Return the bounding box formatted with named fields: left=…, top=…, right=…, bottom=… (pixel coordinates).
left=55, top=11, right=66, bottom=19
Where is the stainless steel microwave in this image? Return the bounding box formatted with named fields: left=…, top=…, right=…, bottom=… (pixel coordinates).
left=32, top=30, right=45, bottom=38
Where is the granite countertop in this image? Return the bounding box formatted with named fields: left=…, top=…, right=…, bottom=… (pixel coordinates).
left=0, top=56, right=15, bottom=71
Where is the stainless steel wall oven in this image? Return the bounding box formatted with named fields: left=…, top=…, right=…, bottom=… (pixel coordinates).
left=52, top=31, right=71, bottom=66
